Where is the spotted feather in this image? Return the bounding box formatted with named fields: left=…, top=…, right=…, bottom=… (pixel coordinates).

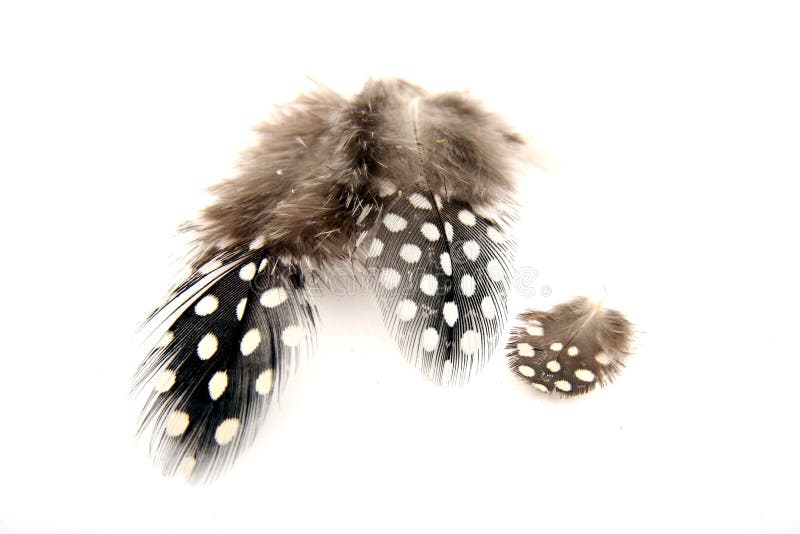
left=507, top=297, right=634, bottom=396
left=134, top=247, right=316, bottom=481
left=360, top=190, right=515, bottom=384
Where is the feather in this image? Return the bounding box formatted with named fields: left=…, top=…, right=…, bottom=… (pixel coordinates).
left=507, top=297, right=634, bottom=396
left=135, top=78, right=526, bottom=479
left=352, top=84, right=521, bottom=384
left=360, top=193, right=516, bottom=384
left=134, top=246, right=316, bottom=481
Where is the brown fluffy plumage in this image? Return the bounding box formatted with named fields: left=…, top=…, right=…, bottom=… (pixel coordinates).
left=190, top=79, right=523, bottom=265
left=507, top=297, right=634, bottom=397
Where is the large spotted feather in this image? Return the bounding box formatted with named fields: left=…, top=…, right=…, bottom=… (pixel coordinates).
left=134, top=247, right=316, bottom=481
left=360, top=189, right=515, bottom=384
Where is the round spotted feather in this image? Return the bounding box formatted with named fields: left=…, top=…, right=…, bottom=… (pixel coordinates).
left=507, top=297, right=634, bottom=396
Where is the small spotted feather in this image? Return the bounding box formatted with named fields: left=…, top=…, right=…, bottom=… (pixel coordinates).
left=507, top=297, right=633, bottom=397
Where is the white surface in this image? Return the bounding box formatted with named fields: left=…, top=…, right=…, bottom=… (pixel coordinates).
left=1, top=1, right=798, bottom=533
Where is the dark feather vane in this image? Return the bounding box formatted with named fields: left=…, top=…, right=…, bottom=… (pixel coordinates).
left=507, top=297, right=634, bottom=396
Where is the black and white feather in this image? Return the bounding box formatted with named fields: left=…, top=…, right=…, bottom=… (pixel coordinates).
left=135, top=78, right=527, bottom=480
left=135, top=247, right=316, bottom=481
left=359, top=191, right=515, bottom=384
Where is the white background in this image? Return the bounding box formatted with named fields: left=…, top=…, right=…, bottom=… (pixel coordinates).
left=1, top=1, right=798, bottom=533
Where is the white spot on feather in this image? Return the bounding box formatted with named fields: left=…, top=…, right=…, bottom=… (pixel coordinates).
left=567, top=346, right=580, bottom=356
left=555, top=380, right=572, bottom=392
left=460, top=330, right=480, bottom=355
left=399, top=243, right=422, bottom=263
left=395, top=299, right=418, bottom=321
left=197, top=333, right=218, bottom=360
left=546, top=360, right=561, bottom=372
left=440, top=252, right=452, bottom=276
left=153, top=370, right=176, bottom=392
left=462, top=240, right=480, bottom=261
left=422, top=327, right=439, bottom=352
left=165, top=411, right=189, bottom=436
left=383, top=213, right=408, bottom=232
left=532, top=383, right=549, bottom=393
left=194, top=295, right=219, bottom=316
left=550, top=342, right=564, bottom=352
left=408, top=193, right=433, bottom=210
left=236, top=298, right=247, bottom=320
left=518, top=365, right=535, bottom=377
left=444, top=222, right=454, bottom=242
left=240, top=328, right=261, bottom=356
left=214, top=418, right=239, bottom=445
left=208, top=371, right=228, bottom=400
left=260, top=287, right=288, bottom=308
left=420, top=274, right=438, bottom=296
left=256, top=369, right=274, bottom=395
left=460, top=274, right=476, bottom=297
left=526, top=325, right=544, bottom=336
left=458, top=209, right=476, bottom=226
left=239, top=262, right=256, bottom=281
left=575, top=369, right=596, bottom=382
left=517, top=343, right=534, bottom=357
left=421, top=223, right=440, bottom=241
left=443, top=302, right=459, bottom=327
